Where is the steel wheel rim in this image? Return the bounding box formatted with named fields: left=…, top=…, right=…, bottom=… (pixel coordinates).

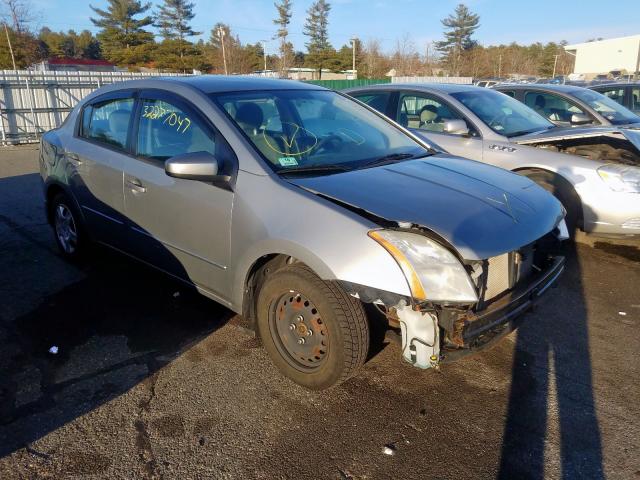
left=54, top=203, right=78, bottom=254
left=269, top=291, right=329, bottom=371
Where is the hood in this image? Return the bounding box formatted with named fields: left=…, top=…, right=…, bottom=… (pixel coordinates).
left=286, top=155, right=564, bottom=260
left=513, top=125, right=640, bottom=153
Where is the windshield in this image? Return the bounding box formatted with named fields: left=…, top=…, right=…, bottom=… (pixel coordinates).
left=451, top=89, right=554, bottom=137
left=212, top=89, right=429, bottom=172
left=571, top=89, right=640, bottom=125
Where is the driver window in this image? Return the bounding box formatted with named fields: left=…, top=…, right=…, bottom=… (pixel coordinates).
left=524, top=91, right=586, bottom=123
left=136, top=99, right=216, bottom=161
left=397, top=93, right=466, bottom=134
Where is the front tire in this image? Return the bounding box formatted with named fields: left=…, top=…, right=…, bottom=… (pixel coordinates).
left=256, top=264, right=369, bottom=390
left=51, top=192, right=88, bottom=261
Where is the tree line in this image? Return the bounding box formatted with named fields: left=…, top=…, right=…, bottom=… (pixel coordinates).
left=0, top=0, right=574, bottom=78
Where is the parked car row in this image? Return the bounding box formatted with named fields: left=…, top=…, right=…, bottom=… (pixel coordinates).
left=345, top=83, right=640, bottom=237
left=40, top=75, right=637, bottom=390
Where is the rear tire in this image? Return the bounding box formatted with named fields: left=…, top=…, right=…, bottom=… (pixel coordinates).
left=50, top=192, right=88, bottom=261
left=256, top=264, right=369, bottom=390
left=521, top=170, right=580, bottom=238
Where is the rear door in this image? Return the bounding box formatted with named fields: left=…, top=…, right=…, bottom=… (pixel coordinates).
left=122, top=90, right=236, bottom=298
left=395, top=91, right=484, bottom=160
left=67, top=91, right=135, bottom=247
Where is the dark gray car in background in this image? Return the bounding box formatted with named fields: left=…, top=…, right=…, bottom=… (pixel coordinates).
left=40, top=76, right=566, bottom=389
left=589, top=83, right=640, bottom=115
left=494, top=83, right=640, bottom=128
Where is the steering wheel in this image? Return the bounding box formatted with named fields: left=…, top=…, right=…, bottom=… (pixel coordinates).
left=314, top=134, right=345, bottom=154
left=487, top=111, right=508, bottom=129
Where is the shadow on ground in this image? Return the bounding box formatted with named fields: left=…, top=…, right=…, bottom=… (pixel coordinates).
left=0, top=247, right=235, bottom=457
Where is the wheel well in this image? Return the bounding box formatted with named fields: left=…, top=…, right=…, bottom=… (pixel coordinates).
left=514, top=167, right=583, bottom=227
left=241, top=254, right=297, bottom=332
left=45, top=184, right=66, bottom=224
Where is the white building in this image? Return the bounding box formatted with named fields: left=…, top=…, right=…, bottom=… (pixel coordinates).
left=564, top=34, right=640, bottom=77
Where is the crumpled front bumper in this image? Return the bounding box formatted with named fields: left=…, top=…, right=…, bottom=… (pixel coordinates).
left=442, top=254, right=565, bottom=362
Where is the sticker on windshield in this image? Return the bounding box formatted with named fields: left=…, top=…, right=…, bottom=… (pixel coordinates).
left=278, top=156, right=299, bottom=166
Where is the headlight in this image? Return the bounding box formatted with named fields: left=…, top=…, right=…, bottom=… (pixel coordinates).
left=597, top=164, right=640, bottom=193
left=368, top=230, right=478, bottom=303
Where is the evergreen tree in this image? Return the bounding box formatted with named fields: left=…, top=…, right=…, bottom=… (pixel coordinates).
left=273, top=0, right=292, bottom=73
left=90, top=0, right=155, bottom=66
left=303, top=0, right=331, bottom=78
left=435, top=3, right=479, bottom=76
left=154, top=0, right=201, bottom=71
left=155, top=0, right=200, bottom=41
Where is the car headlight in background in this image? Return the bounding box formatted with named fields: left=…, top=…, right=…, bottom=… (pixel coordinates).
left=597, top=164, right=640, bottom=193
left=369, top=230, right=478, bottom=303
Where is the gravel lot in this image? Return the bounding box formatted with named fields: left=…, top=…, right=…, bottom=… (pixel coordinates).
left=0, top=146, right=638, bottom=479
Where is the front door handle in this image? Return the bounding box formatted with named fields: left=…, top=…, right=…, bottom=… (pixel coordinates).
left=66, top=152, right=83, bottom=165
left=126, top=178, right=147, bottom=194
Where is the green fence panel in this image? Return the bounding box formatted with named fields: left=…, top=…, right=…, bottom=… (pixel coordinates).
left=303, top=78, right=391, bottom=90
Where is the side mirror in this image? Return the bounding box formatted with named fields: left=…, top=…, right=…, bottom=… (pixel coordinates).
left=570, top=113, right=592, bottom=125
left=443, top=119, right=470, bottom=136
left=165, top=151, right=223, bottom=182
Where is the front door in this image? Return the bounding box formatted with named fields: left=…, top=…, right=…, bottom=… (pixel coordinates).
left=396, top=91, right=484, bottom=161
left=122, top=93, right=235, bottom=299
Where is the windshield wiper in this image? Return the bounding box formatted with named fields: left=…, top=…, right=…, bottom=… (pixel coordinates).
left=360, top=152, right=424, bottom=169
left=278, top=164, right=352, bottom=176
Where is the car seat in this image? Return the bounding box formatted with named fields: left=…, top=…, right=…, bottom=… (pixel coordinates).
left=108, top=109, right=131, bottom=147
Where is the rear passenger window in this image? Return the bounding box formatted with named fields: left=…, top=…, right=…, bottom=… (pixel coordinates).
left=631, top=88, right=640, bottom=113
left=501, top=91, right=516, bottom=98
left=351, top=92, right=390, bottom=114
left=81, top=98, right=134, bottom=149
left=136, top=99, right=216, bottom=161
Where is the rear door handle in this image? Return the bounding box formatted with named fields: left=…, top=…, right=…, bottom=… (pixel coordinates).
left=126, top=178, right=147, bottom=194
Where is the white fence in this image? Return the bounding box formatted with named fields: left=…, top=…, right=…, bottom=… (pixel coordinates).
left=0, top=70, right=190, bottom=145
left=391, top=76, right=473, bottom=84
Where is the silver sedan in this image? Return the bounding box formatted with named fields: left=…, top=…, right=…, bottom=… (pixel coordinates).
left=345, top=84, right=640, bottom=237
left=40, top=77, right=565, bottom=389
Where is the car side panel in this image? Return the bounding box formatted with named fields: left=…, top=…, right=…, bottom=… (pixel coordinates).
left=227, top=170, right=411, bottom=312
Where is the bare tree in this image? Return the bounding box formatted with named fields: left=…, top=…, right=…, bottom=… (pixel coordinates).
left=392, top=33, right=418, bottom=76
left=0, top=0, right=32, bottom=33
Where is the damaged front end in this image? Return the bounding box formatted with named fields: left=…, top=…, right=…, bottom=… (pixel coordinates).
left=515, top=128, right=640, bottom=165
left=343, top=226, right=566, bottom=370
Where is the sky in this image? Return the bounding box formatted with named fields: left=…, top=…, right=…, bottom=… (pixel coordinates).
left=33, top=0, right=640, bottom=54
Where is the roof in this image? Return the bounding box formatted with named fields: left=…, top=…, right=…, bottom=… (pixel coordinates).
left=48, top=57, right=114, bottom=66
left=590, top=82, right=640, bottom=88
left=565, top=34, right=640, bottom=50
left=494, top=84, right=584, bottom=93
left=344, top=83, right=479, bottom=94
left=161, top=75, right=327, bottom=93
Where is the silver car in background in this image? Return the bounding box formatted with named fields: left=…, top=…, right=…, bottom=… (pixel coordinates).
left=40, top=77, right=566, bottom=390
left=346, top=84, right=640, bottom=237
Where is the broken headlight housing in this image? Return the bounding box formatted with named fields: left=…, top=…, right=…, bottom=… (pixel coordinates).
left=369, top=230, right=478, bottom=304
left=597, top=164, right=640, bottom=193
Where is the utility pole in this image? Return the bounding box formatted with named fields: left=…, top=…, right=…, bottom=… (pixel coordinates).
left=635, top=39, right=640, bottom=81
left=552, top=54, right=559, bottom=78
left=218, top=26, right=228, bottom=75
left=3, top=23, right=16, bottom=70
left=261, top=40, right=268, bottom=72
left=498, top=54, right=502, bottom=79
left=350, top=37, right=357, bottom=78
